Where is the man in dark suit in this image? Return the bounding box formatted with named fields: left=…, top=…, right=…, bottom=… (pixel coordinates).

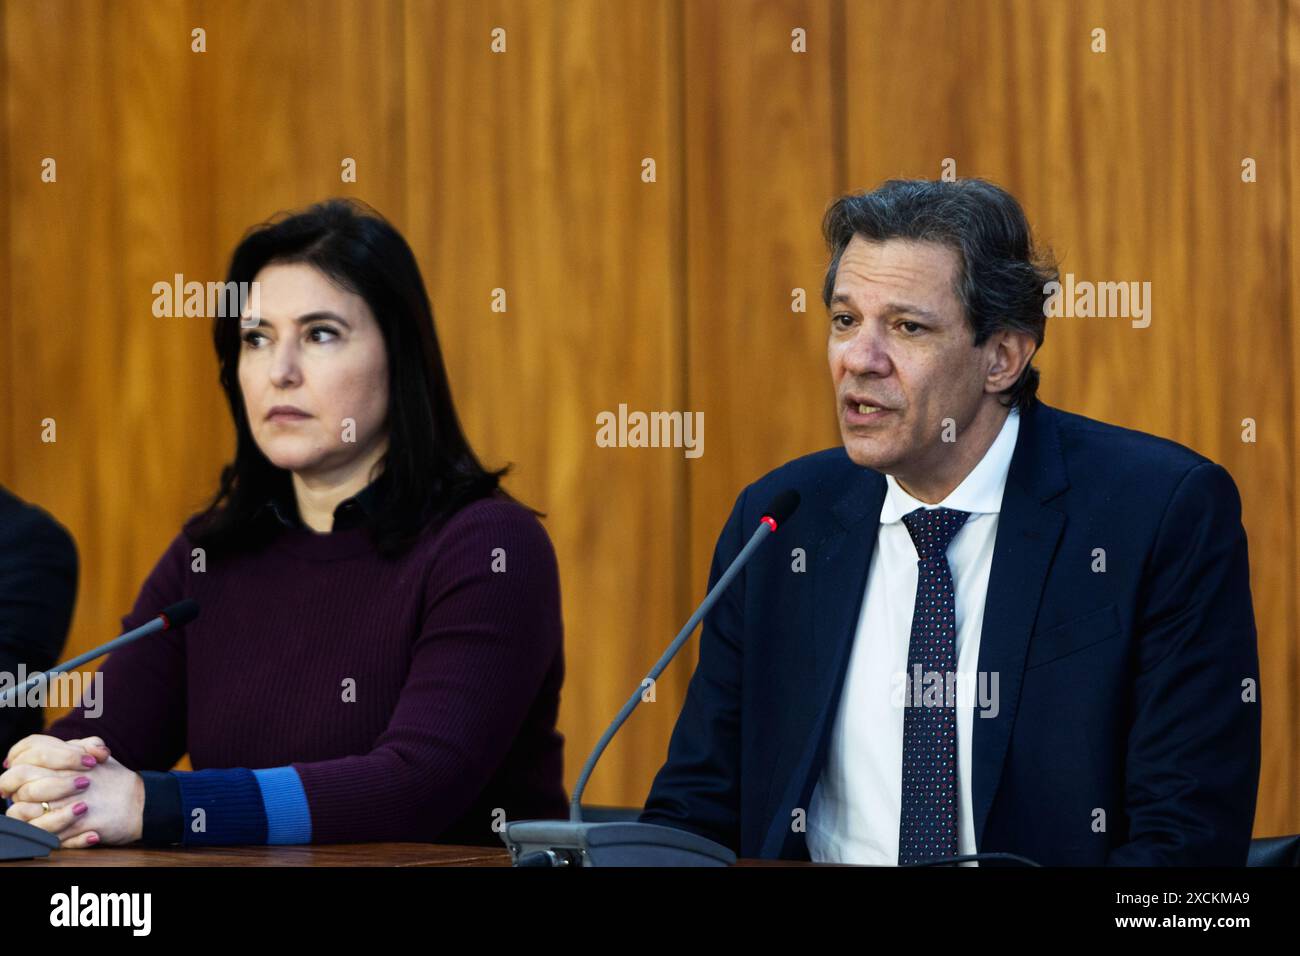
left=641, top=179, right=1261, bottom=866
left=0, top=486, right=78, bottom=754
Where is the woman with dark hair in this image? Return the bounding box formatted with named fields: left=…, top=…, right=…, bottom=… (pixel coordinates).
left=0, top=199, right=567, bottom=848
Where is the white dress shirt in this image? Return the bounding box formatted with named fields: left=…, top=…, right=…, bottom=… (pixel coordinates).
left=807, top=406, right=1021, bottom=866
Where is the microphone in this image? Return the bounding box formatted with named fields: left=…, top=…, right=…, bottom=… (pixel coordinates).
left=501, top=491, right=800, bottom=867
left=0, top=599, right=198, bottom=707
left=0, top=600, right=200, bottom=861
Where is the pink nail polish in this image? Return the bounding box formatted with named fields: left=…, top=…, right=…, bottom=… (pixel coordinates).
left=86, top=833, right=100, bottom=845
left=2, top=759, right=8, bottom=768
left=81, top=755, right=96, bottom=767
left=72, top=802, right=87, bottom=815
left=75, top=777, right=90, bottom=789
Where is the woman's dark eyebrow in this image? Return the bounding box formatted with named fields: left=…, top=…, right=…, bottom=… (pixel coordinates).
left=295, top=311, right=352, bottom=329
left=245, top=311, right=353, bottom=329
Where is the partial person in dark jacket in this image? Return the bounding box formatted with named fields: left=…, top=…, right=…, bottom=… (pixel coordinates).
left=0, top=486, right=78, bottom=755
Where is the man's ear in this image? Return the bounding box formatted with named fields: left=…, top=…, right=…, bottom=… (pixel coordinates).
left=987, top=329, right=1036, bottom=390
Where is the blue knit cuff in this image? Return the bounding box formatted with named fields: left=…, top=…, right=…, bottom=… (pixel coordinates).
left=173, top=768, right=267, bottom=845
left=252, top=766, right=312, bottom=844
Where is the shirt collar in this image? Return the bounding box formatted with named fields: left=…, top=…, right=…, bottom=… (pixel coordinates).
left=879, top=405, right=1020, bottom=524
left=259, top=472, right=387, bottom=532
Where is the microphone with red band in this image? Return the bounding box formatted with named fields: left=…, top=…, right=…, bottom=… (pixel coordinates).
left=503, top=490, right=800, bottom=867
left=156, top=599, right=199, bottom=631
left=759, top=489, right=799, bottom=532
left=764, top=490, right=801, bottom=522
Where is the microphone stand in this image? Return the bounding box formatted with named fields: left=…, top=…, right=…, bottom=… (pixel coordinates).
left=501, top=495, right=798, bottom=867
left=0, top=600, right=198, bottom=860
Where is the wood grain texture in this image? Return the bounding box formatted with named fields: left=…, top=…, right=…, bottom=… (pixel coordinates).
left=0, top=0, right=1294, bottom=837
left=844, top=0, right=1295, bottom=837
left=682, top=0, right=842, bottom=643
left=0, top=0, right=8, bottom=482
left=399, top=0, right=689, bottom=806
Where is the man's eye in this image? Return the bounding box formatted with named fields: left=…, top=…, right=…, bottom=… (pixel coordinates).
left=832, top=313, right=854, bottom=330
left=900, top=321, right=922, bottom=334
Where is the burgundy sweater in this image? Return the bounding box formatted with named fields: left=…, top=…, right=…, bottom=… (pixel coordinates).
left=47, top=494, right=567, bottom=845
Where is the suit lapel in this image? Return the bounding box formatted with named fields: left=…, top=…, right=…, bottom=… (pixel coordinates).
left=971, top=399, right=1068, bottom=848
left=759, top=399, right=1069, bottom=859
left=759, top=465, right=885, bottom=857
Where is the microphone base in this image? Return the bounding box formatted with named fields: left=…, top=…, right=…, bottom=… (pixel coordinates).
left=501, top=820, right=736, bottom=867
left=0, top=816, right=60, bottom=860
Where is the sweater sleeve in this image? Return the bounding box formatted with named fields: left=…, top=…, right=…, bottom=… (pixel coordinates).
left=289, top=498, right=563, bottom=844
left=111, top=498, right=561, bottom=848
left=43, top=531, right=191, bottom=773
left=153, top=765, right=311, bottom=845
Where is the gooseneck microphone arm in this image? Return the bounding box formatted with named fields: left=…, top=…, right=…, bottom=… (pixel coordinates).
left=569, top=491, right=799, bottom=822
left=0, top=599, right=199, bottom=707
left=0, top=599, right=200, bottom=862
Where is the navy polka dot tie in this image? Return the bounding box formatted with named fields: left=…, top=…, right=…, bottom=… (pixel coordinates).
left=898, top=505, right=970, bottom=865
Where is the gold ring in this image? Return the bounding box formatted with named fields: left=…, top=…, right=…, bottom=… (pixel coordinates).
left=40, top=801, right=51, bottom=813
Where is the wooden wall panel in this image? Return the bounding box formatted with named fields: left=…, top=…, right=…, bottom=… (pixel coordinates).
left=1285, top=0, right=1300, bottom=840
left=0, top=0, right=1294, bottom=836
left=681, top=0, right=842, bottom=651
left=0, top=0, right=8, bottom=482
left=3, top=0, right=228, bottom=712
left=841, top=0, right=1295, bottom=837
left=402, top=0, right=688, bottom=805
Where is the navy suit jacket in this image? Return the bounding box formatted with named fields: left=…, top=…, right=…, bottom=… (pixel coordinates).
left=0, top=486, right=78, bottom=755
left=641, top=398, right=1262, bottom=865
